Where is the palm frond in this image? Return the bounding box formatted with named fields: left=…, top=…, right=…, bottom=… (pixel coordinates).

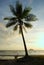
left=13, top=24, right=18, bottom=31
left=24, top=22, right=32, bottom=28
left=6, top=20, right=17, bottom=27
left=19, top=28, right=21, bottom=34
left=4, top=17, right=16, bottom=20
left=19, top=26, right=22, bottom=34
left=16, top=1, right=22, bottom=18
left=23, top=26, right=27, bottom=33
left=9, top=5, right=16, bottom=16
left=22, top=7, right=32, bottom=18
left=25, top=14, right=37, bottom=21
left=4, top=17, right=11, bottom=20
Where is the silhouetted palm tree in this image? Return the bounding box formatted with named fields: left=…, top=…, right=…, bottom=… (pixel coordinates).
left=4, top=1, right=37, bottom=56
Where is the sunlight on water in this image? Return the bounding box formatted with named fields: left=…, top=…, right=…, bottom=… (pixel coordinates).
left=0, top=56, right=15, bottom=59
left=0, top=50, right=44, bottom=59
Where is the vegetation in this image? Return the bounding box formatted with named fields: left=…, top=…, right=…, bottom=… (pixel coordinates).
left=4, top=1, right=37, bottom=56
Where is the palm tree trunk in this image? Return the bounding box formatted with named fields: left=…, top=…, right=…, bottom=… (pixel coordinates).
left=20, top=25, right=28, bottom=56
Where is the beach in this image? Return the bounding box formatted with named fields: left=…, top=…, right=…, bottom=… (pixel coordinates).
left=0, top=55, right=44, bottom=65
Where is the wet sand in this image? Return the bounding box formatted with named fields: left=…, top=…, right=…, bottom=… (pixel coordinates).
left=0, top=55, right=44, bottom=65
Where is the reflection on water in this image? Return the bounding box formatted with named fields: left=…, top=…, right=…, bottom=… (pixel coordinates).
left=0, top=56, right=15, bottom=59
left=0, top=50, right=44, bottom=59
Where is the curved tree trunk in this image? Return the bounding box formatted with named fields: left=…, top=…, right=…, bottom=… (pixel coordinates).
left=20, top=25, right=28, bottom=56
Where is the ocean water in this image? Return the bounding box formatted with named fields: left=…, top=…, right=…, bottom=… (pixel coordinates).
left=0, top=50, right=44, bottom=59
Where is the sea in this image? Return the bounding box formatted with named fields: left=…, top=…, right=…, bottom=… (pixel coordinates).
left=0, top=50, right=44, bottom=59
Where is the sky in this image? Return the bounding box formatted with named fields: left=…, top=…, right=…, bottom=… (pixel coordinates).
left=0, top=0, right=44, bottom=50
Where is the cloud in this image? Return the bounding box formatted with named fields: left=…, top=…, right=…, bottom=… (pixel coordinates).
left=29, top=0, right=33, bottom=4
left=0, top=23, right=8, bottom=38
left=0, top=22, right=19, bottom=45
left=0, top=22, right=7, bottom=30
left=0, top=23, right=13, bottom=41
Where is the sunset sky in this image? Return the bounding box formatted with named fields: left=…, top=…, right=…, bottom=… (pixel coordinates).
left=0, top=0, right=44, bottom=50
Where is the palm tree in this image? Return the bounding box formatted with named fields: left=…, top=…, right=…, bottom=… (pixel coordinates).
left=4, top=1, right=37, bottom=56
